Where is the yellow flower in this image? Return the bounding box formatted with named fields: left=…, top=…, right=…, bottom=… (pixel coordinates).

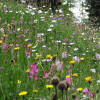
left=46, top=54, right=52, bottom=59
left=68, top=54, right=71, bottom=56
left=66, top=75, right=70, bottom=78
left=33, top=89, right=38, bottom=93
left=69, top=60, right=76, bottom=64
left=36, top=54, right=42, bottom=58
left=80, top=57, right=85, bottom=61
left=73, top=73, right=78, bottom=77
left=26, top=69, right=30, bottom=73
left=27, top=44, right=32, bottom=48
left=85, top=76, right=92, bottom=82
left=0, top=40, right=2, bottom=44
left=19, top=91, right=28, bottom=96
left=3, top=34, right=6, bottom=37
left=17, top=80, right=21, bottom=84
left=76, top=88, right=83, bottom=92
left=14, top=47, right=20, bottom=50
left=46, top=85, right=53, bottom=89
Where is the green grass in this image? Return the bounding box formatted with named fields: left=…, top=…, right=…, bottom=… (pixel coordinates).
left=0, top=1, right=100, bottom=100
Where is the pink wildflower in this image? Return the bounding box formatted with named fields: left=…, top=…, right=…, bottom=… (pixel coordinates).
left=29, top=63, right=38, bottom=80
left=43, top=70, right=49, bottom=78
left=55, top=59, right=63, bottom=70
left=66, top=77, right=72, bottom=85
left=26, top=50, right=30, bottom=57
left=83, top=88, right=89, bottom=94
left=88, top=92, right=94, bottom=98
left=2, top=43, right=7, bottom=52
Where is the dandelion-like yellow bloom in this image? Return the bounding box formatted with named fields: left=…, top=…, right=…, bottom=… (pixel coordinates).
left=80, top=57, right=85, bottom=61
left=66, top=75, right=70, bottom=78
left=26, top=69, right=30, bottom=73
left=46, top=85, right=53, bottom=89
left=73, top=73, right=78, bottom=77
left=36, top=54, right=42, bottom=58
left=85, top=76, right=92, bottom=82
left=0, top=40, right=2, bottom=44
left=69, top=60, right=76, bottom=64
left=46, top=54, right=52, bottom=59
left=17, top=80, right=21, bottom=84
left=14, top=47, right=20, bottom=50
left=33, top=89, right=38, bottom=93
left=19, top=91, right=28, bottom=96
left=27, top=44, right=32, bottom=47
left=76, top=88, right=83, bottom=92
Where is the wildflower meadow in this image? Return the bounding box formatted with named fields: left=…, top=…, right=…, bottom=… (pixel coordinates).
left=0, top=0, right=100, bottom=100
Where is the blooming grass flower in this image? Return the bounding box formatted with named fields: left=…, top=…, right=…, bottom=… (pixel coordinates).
left=46, top=54, right=52, bottom=59
left=46, top=85, right=53, bottom=89
left=43, top=70, right=49, bottom=78
left=69, top=60, right=76, bottom=64
left=19, top=91, right=28, bottom=96
left=76, top=88, right=83, bottom=92
left=55, top=59, right=63, bottom=70
left=27, top=44, right=32, bottom=48
left=14, top=47, right=20, bottom=50
left=33, top=89, right=38, bottom=93
left=72, top=73, right=78, bottom=77
left=62, top=51, right=67, bottom=58
left=36, top=54, right=42, bottom=58
left=80, top=57, right=85, bottom=61
left=83, top=88, right=89, bottom=94
left=2, top=43, right=7, bottom=52
left=29, top=62, right=38, bottom=80
left=0, top=40, right=2, bottom=44
left=66, top=75, right=72, bottom=85
left=17, top=80, right=21, bottom=84
left=95, top=53, right=100, bottom=60
left=85, top=76, right=92, bottom=83
left=26, top=69, right=30, bottom=73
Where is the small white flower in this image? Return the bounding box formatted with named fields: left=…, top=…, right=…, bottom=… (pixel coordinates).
left=17, top=28, right=20, bottom=31
left=34, top=19, right=38, bottom=23
left=42, top=45, right=46, bottom=48
left=62, top=43, right=66, bottom=45
left=97, top=80, right=100, bottom=83
left=31, top=12, right=35, bottom=15
left=81, top=33, right=85, bottom=35
left=50, top=24, right=54, bottom=28
left=74, top=48, right=78, bottom=51
left=70, top=43, right=75, bottom=45
left=90, top=69, right=96, bottom=73
left=52, top=20, right=56, bottom=23
left=32, top=49, right=36, bottom=52
left=47, top=28, right=52, bottom=32
left=25, top=39, right=29, bottom=41
left=38, top=10, right=42, bottom=14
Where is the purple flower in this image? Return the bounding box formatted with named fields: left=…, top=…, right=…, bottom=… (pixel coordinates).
left=3, top=5, right=7, bottom=12
left=73, top=56, right=80, bottom=62
left=29, top=63, right=38, bottom=80
left=62, top=51, right=67, bottom=58
left=58, top=17, right=62, bottom=20
left=95, top=53, right=100, bottom=60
